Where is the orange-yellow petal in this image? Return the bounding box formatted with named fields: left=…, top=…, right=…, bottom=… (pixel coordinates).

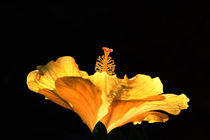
left=84, top=72, right=127, bottom=121
left=101, top=100, right=145, bottom=133
left=142, top=111, right=169, bottom=123
left=38, top=89, right=72, bottom=110
left=120, top=74, right=163, bottom=100
left=85, top=72, right=123, bottom=98
left=55, top=76, right=103, bottom=132
left=27, top=56, right=88, bottom=93
left=101, top=93, right=189, bottom=133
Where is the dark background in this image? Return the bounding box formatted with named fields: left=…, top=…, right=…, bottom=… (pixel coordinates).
left=2, top=0, right=210, bottom=139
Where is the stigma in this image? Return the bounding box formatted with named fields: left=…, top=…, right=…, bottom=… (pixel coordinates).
left=95, top=47, right=116, bottom=75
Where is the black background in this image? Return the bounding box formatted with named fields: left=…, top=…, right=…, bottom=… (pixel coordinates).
left=2, top=0, right=210, bottom=139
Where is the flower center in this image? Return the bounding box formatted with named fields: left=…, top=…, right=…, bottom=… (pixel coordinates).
left=95, top=47, right=116, bottom=75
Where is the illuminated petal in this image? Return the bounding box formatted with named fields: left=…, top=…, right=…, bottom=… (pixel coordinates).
left=39, top=89, right=72, bottom=110
left=84, top=72, right=128, bottom=121
left=86, top=73, right=163, bottom=101
left=142, top=111, right=169, bottom=123
left=85, top=72, right=123, bottom=98
left=120, top=74, right=163, bottom=100
left=27, top=56, right=88, bottom=93
left=101, top=100, right=145, bottom=133
left=55, top=77, right=103, bottom=132
left=101, top=93, right=189, bottom=133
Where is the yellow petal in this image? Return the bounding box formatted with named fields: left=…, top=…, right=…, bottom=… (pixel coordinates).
left=38, top=89, right=72, bottom=110
left=101, top=93, right=189, bottom=133
left=85, top=72, right=122, bottom=98
left=120, top=74, right=163, bottom=100
left=142, top=111, right=169, bottom=123
left=85, top=73, right=163, bottom=101
left=55, top=77, right=103, bottom=132
left=84, top=72, right=128, bottom=121
left=101, top=100, right=145, bottom=133
left=27, top=56, right=88, bottom=93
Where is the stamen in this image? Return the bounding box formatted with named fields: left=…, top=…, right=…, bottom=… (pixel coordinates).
left=95, top=47, right=116, bottom=75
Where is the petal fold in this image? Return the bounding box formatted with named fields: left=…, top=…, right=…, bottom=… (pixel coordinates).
left=27, top=56, right=88, bottom=93
left=120, top=74, right=163, bottom=100
left=142, top=111, right=169, bottom=123
left=55, top=77, right=103, bottom=132
left=38, top=89, right=72, bottom=110
left=101, top=93, right=189, bottom=133
left=85, top=72, right=123, bottom=99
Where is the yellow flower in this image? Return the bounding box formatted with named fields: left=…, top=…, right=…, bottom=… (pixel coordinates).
left=27, top=47, right=189, bottom=133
